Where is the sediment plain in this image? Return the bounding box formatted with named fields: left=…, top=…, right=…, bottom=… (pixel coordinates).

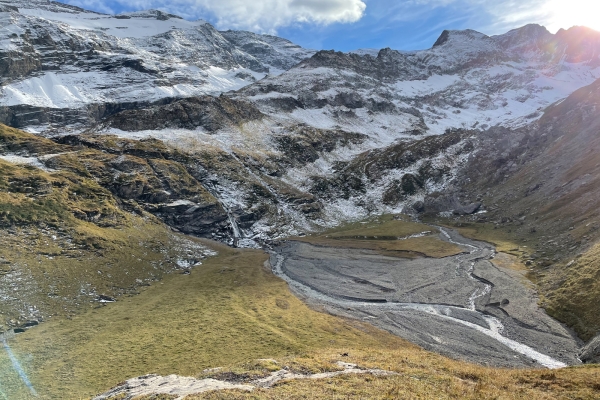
left=271, top=225, right=581, bottom=368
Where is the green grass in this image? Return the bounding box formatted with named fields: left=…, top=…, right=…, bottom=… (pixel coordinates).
left=294, top=215, right=463, bottom=258
left=322, top=214, right=433, bottom=239
left=5, top=240, right=599, bottom=400
left=0, top=155, right=212, bottom=330
left=543, top=241, right=600, bottom=341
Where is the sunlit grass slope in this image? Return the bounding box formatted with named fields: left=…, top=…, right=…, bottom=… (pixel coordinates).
left=1, top=242, right=410, bottom=399
left=544, top=241, right=600, bottom=340
left=4, top=240, right=600, bottom=400
left=294, top=215, right=463, bottom=258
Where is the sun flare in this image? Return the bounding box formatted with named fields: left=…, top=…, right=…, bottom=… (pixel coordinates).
left=544, top=0, right=600, bottom=32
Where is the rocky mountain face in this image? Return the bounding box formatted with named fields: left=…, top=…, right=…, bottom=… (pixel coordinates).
left=3, top=1, right=600, bottom=353
left=0, top=0, right=315, bottom=130
left=89, top=23, right=600, bottom=241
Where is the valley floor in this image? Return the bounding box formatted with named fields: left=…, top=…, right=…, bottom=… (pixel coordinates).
left=271, top=230, right=579, bottom=368
left=1, top=218, right=599, bottom=399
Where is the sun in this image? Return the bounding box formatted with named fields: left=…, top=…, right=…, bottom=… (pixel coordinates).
left=544, top=0, right=600, bottom=32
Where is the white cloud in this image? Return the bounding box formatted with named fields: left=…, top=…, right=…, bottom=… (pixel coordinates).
left=68, top=0, right=366, bottom=33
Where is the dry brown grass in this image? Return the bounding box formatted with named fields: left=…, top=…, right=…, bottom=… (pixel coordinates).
left=184, top=348, right=600, bottom=400
left=543, top=241, right=600, bottom=341
left=2, top=216, right=598, bottom=400
left=2, top=243, right=413, bottom=399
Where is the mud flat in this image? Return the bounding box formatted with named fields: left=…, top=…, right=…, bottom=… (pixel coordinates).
left=270, top=228, right=581, bottom=368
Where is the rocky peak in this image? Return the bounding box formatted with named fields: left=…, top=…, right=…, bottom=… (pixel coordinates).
left=0, top=1, right=318, bottom=129
left=493, top=24, right=552, bottom=52
left=117, top=9, right=184, bottom=20
left=432, top=29, right=492, bottom=47
left=220, top=30, right=316, bottom=71
left=0, top=0, right=97, bottom=14
left=0, top=3, right=17, bottom=12
left=555, top=26, right=600, bottom=63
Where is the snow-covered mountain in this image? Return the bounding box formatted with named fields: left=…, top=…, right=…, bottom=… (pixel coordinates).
left=92, top=22, right=600, bottom=239
left=238, top=25, right=600, bottom=139
left=0, top=0, right=315, bottom=130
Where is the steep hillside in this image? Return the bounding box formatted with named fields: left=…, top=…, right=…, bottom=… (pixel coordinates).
left=435, top=78, right=600, bottom=342
left=87, top=23, right=600, bottom=241
left=0, top=123, right=222, bottom=333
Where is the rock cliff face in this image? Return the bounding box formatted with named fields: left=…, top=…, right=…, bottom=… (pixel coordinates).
left=100, top=96, right=264, bottom=132
left=0, top=0, right=315, bottom=130
left=37, top=11, right=596, bottom=244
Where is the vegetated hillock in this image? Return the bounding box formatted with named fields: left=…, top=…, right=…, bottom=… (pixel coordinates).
left=0, top=124, right=216, bottom=334
left=293, top=214, right=463, bottom=258
left=0, top=121, right=338, bottom=333
left=435, top=77, right=600, bottom=342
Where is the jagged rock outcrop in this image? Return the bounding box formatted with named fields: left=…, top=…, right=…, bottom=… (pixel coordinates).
left=100, top=96, right=264, bottom=132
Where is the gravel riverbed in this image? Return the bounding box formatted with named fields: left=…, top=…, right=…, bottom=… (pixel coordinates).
left=270, top=228, right=581, bottom=368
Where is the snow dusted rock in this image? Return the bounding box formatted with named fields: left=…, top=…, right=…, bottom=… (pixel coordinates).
left=100, top=96, right=264, bottom=132
left=2, top=0, right=600, bottom=242
left=238, top=24, right=600, bottom=140
left=220, top=30, right=316, bottom=72
left=90, top=20, right=600, bottom=240
left=0, top=0, right=314, bottom=130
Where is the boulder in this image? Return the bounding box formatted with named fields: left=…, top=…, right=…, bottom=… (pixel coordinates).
left=579, top=334, right=600, bottom=363
left=453, top=202, right=482, bottom=215
left=158, top=200, right=229, bottom=236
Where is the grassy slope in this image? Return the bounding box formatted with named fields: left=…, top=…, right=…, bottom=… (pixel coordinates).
left=0, top=146, right=210, bottom=330
left=543, top=242, right=600, bottom=341
left=1, top=243, right=409, bottom=399
left=294, top=215, right=463, bottom=258
left=0, top=125, right=217, bottom=396
left=4, top=240, right=600, bottom=400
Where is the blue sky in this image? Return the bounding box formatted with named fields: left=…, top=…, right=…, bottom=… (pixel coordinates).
left=62, top=0, right=595, bottom=51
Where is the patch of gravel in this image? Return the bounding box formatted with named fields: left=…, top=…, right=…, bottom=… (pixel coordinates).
left=270, top=228, right=581, bottom=368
